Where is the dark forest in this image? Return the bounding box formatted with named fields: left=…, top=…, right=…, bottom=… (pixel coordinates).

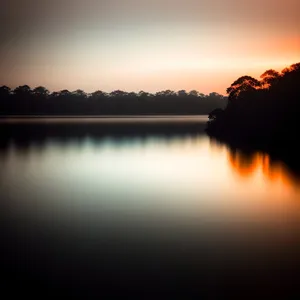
left=0, top=88, right=226, bottom=115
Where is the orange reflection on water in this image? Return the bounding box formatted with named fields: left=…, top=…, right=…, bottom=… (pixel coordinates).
left=209, top=138, right=300, bottom=191
left=228, top=149, right=300, bottom=189
left=229, top=151, right=263, bottom=178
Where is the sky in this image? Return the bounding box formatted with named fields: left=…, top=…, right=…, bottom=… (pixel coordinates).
left=0, top=0, right=299, bottom=94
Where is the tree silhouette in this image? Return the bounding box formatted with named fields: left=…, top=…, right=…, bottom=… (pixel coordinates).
left=14, top=85, right=32, bottom=96
left=177, top=90, right=188, bottom=97
left=59, top=90, right=71, bottom=97
left=260, top=70, right=281, bottom=87
left=188, top=90, right=199, bottom=97
left=208, top=108, right=224, bottom=121
left=33, top=86, right=50, bottom=97
left=227, top=76, right=261, bottom=102
left=90, top=90, right=107, bottom=99
left=0, top=86, right=11, bottom=96
left=206, top=61, right=300, bottom=157
left=0, top=87, right=226, bottom=116
left=73, top=89, right=87, bottom=98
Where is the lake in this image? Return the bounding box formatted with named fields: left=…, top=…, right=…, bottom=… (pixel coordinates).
left=1, top=116, right=300, bottom=298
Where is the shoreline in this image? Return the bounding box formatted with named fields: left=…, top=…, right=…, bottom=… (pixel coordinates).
left=0, top=115, right=208, bottom=124
left=0, top=114, right=207, bottom=118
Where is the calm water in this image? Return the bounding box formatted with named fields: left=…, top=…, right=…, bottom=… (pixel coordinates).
left=1, top=116, right=300, bottom=298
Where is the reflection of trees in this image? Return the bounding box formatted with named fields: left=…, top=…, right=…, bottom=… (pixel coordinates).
left=229, top=150, right=261, bottom=177
left=209, top=137, right=300, bottom=186
left=227, top=148, right=300, bottom=187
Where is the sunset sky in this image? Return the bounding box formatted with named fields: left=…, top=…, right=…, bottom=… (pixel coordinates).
left=0, top=0, right=299, bottom=94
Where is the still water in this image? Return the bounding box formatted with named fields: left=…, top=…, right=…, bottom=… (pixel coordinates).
left=1, top=116, right=300, bottom=298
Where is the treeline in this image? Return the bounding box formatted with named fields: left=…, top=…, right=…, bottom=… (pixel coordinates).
left=207, top=62, right=300, bottom=156
left=0, top=87, right=226, bottom=115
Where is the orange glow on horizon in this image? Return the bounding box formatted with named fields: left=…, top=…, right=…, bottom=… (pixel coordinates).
left=0, top=0, right=299, bottom=94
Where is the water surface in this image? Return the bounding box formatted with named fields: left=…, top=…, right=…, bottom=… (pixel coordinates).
left=1, top=116, right=300, bottom=298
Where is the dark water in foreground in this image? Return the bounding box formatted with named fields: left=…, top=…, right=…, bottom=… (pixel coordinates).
left=1, top=116, right=300, bottom=298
